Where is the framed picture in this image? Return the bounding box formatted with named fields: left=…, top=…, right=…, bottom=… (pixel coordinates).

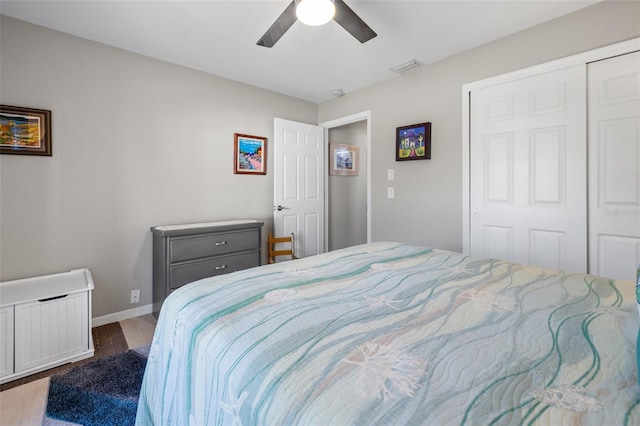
left=234, top=133, right=266, bottom=175
left=329, top=143, right=359, bottom=176
left=0, top=105, right=52, bottom=156
left=396, top=122, right=431, bottom=161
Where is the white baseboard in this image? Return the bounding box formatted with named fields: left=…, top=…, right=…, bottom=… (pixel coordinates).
left=92, top=303, right=153, bottom=327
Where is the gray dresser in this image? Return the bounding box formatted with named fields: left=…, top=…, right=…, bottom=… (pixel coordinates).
left=151, top=220, right=263, bottom=318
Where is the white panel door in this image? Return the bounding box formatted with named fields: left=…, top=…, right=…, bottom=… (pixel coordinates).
left=470, top=65, right=587, bottom=272
left=274, top=118, right=325, bottom=258
left=588, top=51, right=640, bottom=281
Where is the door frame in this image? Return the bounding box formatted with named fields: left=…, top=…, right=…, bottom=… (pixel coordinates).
left=319, top=110, right=372, bottom=252
left=461, top=37, right=640, bottom=254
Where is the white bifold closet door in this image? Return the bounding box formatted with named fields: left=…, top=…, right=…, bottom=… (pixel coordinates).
left=469, top=65, right=588, bottom=273
left=588, top=51, right=640, bottom=281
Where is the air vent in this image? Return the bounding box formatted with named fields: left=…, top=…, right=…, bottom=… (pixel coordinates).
left=391, top=59, right=423, bottom=74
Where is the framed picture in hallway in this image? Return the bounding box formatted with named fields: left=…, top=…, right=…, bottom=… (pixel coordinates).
left=396, top=122, right=431, bottom=161
left=234, top=133, right=267, bottom=175
left=329, top=143, right=359, bottom=176
left=0, top=105, right=52, bottom=156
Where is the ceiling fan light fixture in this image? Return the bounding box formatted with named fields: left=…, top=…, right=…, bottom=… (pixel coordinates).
left=296, top=0, right=335, bottom=26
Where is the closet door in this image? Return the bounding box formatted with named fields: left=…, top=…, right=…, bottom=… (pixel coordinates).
left=588, top=51, right=640, bottom=282
left=469, top=65, right=587, bottom=272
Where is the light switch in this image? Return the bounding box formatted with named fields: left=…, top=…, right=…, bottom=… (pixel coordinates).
left=387, top=169, right=395, bottom=181
left=387, top=187, right=395, bottom=199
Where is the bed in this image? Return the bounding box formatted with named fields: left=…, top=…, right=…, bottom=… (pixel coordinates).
left=136, top=242, right=639, bottom=425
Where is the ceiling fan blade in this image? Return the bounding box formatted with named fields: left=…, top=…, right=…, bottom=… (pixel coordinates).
left=257, top=0, right=297, bottom=48
left=333, top=0, right=377, bottom=44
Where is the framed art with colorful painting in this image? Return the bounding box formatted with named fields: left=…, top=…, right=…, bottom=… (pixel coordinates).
left=234, top=133, right=267, bottom=175
left=0, top=105, right=52, bottom=156
left=329, top=143, right=359, bottom=176
left=396, top=122, right=431, bottom=161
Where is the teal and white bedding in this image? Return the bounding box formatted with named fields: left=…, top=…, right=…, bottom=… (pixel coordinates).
left=136, top=242, right=640, bottom=425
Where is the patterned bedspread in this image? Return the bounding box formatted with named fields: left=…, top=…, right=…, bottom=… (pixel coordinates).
left=136, top=242, right=639, bottom=425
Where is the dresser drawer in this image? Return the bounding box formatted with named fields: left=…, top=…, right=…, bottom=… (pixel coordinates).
left=169, top=250, right=260, bottom=290
left=169, top=229, right=259, bottom=263
left=152, top=220, right=263, bottom=318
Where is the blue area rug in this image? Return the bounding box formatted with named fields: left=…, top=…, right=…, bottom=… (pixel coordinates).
left=45, top=347, right=148, bottom=426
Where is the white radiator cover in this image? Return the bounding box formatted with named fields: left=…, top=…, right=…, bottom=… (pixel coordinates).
left=0, top=268, right=94, bottom=384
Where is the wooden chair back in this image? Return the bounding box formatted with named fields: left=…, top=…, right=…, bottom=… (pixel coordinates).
left=268, top=233, right=297, bottom=264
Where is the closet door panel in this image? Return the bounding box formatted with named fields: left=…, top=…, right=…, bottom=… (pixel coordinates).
left=530, top=229, right=566, bottom=271
left=588, top=51, right=640, bottom=281
left=530, top=126, right=566, bottom=205
left=470, top=65, right=587, bottom=272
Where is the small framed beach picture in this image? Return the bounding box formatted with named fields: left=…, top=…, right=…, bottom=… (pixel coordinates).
left=234, top=133, right=267, bottom=175
left=396, top=122, right=431, bottom=161
left=0, top=105, right=52, bottom=156
left=329, top=143, right=359, bottom=176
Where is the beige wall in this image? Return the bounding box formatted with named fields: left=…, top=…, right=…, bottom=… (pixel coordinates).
left=318, top=0, right=640, bottom=252
left=0, top=16, right=317, bottom=317
left=2, top=1, right=640, bottom=319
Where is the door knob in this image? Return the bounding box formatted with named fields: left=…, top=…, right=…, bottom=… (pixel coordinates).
left=275, top=205, right=290, bottom=211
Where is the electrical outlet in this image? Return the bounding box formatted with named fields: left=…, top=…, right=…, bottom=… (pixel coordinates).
left=130, top=289, right=140, bottom=304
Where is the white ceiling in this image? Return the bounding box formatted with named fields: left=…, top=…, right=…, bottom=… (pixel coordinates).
left=0, top=0, right=599, bottom=103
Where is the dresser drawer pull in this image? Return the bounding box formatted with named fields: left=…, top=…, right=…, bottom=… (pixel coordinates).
left=215, top=241, right=228, bottom=246
left=215, top=265, right=227, bottom=270
left=38, top=294, right=68, bottom=302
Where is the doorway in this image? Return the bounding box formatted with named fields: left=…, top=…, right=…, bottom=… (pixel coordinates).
left=320, top=111, right=372, bottom=252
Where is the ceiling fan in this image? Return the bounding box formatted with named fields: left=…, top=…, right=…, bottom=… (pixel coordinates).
left=257, top=0, right=377, bottom=48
